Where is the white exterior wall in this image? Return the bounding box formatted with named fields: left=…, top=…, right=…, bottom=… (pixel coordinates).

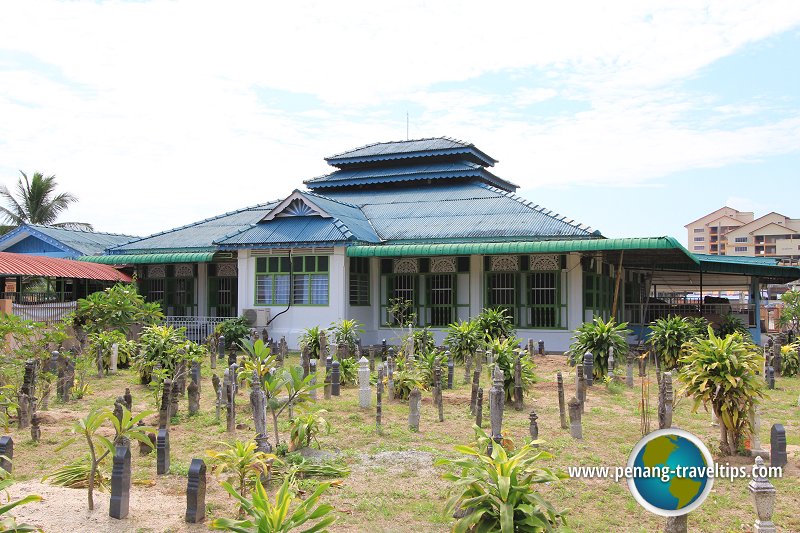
left=237, top=247, right=347, bottom=349
left=237, top=249, right=587, bottom=352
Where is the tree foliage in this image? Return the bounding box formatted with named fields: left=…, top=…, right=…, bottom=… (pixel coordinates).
left=0, top=170, right=92, bottom=231
left=678, top=328, right=765, bottom=455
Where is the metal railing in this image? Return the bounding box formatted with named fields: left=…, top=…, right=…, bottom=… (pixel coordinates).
left=623, top=303, right=756, bottom=327
left=12, top=301, right=77, bottom=324
left=0, top=291, right=74, bottom=304
left=164, top=316, right=234, bottom=343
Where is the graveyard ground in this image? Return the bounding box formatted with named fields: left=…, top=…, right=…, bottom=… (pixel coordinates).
left=4, top=354, right=799, bottom=533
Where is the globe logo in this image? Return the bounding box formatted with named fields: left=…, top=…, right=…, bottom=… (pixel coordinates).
left=627, top=428, right=715, bottom=517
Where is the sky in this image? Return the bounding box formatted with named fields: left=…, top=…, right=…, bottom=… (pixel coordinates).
left=1, top=1, right=799, bottom=246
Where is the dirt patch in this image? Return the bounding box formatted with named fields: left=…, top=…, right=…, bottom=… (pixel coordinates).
left=5, top=480, right=208, bottom=533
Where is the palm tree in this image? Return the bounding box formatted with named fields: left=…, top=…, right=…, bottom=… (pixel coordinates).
left=0, top=171, right=93, bottom=233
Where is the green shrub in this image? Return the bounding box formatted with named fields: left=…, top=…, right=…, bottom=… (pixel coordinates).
left=717, top=313, right=749, bottom=338
left=329, top=319, right=363, bottom=356
left=567, top=317, right=630, bottom=380
left=476, top=307, right=515, bottom=342
left=298, top=325, right=323, bottom=360
left=647, top=315, right=693, bottom=370
left=72, top=283, right=162, bottom=335
left=444, top=319, right=482, bottom=363
left=488, top=337, right=536, bottom=401
left=390, top=363, right=426, bottom=401
left=87, top=330, right=136, bottom=370
left=781, top=342, right=799, bottom=377
left=435, top=426, right=567, bottom=533
left=416, top=349, right=449, bottom=389
left=210, top=477, right=334, bottom=533
left=215, top=316, right=251, bottom=350
left=678, top=328, right=764, bottom=455
left=289, top=410, right=331, bottom=450
left=338, top=357, right=358, bottom=386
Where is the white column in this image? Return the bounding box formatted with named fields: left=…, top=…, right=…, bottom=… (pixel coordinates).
left=567, top=253, right=583, bottom=329
left=236, top=250, right=251, bottom=315
left=470, top=254, right=483, bottom=317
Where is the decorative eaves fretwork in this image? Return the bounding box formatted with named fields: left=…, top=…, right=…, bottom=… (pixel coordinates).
left=529, top=254, right=560, bottom=271
left=277, top=198, right=318, bottom=217
left=175, top=264, right=194, bottom=278
left=431, top=257, right=457, bottom=273
left=216, top=263, right=237, bottom=277
left=147, top=265, right=166, bottom=278
left=490, top=255, right=520, bottom=272
left=262, top=191, right=330, bottom=221
left=393, top=258, right=419, bottom=274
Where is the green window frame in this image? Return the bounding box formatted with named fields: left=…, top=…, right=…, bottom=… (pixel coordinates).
left=349, top=257, right=370, bottom=306
left=425, top=273, right=456, bottom=327
left=485, top=271, right=518, bottom=324
left=255, top=255, right=329, bottom=306
left=524, top=271, right=564, bottom=328
left=583, top=271, right=613, bottom=320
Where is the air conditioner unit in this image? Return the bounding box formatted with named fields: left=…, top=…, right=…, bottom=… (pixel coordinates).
left=242, top=308, right=270, bottom=328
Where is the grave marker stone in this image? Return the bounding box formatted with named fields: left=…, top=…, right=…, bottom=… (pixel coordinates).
left=538, top=339, right=545, bottom=356
left=773, top=341, right=782, bottom=377
left=446, top=352, right=454, bottom=389
left=583, top=352, right=594, bottom=386
left=331, top=360, right=341, bottom=396
left=159, top=379, right=172, bottom=429
left=557, top=371, right=567, bottom=429
left=309, top=359, right=318, bottom=401
left=513, top=356, right=524, bottom=411
left=109, top=445, right=131, bottom=519
left=376, top=368, right=383, bottom=433
left=157, top=428, right=170, bottom=475
left=489, top=365, right=505, bottom=444
left=576, top=365, right=586, bottom=414
left=358, top=357, right=371, bottom=408
left=225, top=379, right=236, bottom=433
left=124, top=388, right=132, bottom=411
left=170, top=379, right=180, bottom=418
left=185, top=458, right=207, bottom=523
left=466, top=387, right=479, bottom=430
left=110, top=343, right=119, bottom=374
left=409, top=387, right=421, bottom=431
left=0, top=436, right=12, bottom=473
left=324, top=356, right=332, bottom=400
left=191, top=361, right=201, bottom=393
left=140, top=432, right=155, bottom=456
left=470, top=365, right=481, bottom=416
left=113, top=396, right=125, bottom=425
left=463, top=350, right=472, bottom=385
left=529, top=409, right=539, bottom=442
left=749, top=455, right=777, bottom=533
left=387, top=351, right=395, bottom=401
left=30, top=413, right=41, bottom=442
left=665, top=515, right=688, bottom=533
left=188, top=381, right=200, bottom=415
left=770, top=424, right=787, bottom=469
left=568, top=396, right=582, bottom=439
left=433, top=357, right=444, bottom=422
left=301, top=345, right=310, bottom=379
left=368, top=346, right=376, bottom=372
left=766, top=366, right=775, bottom=390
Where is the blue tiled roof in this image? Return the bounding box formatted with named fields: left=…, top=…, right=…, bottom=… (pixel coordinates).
left=324, top=137, right=497, bottom=167
left=0, top=224, right=138, bottom=256
left=304, top=161, right=517, bottom=192
left=323, top=182, right=595, bottom=242
left=110, top=202, right=279, bottom=253
left=215, top=191, right=380, bottom=247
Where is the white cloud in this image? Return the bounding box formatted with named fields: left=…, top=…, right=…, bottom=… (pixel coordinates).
left=0, top=1, right=799, bottom=235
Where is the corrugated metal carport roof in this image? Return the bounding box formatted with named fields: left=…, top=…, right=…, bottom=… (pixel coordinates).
left=0, top=252, right=132, bottom=281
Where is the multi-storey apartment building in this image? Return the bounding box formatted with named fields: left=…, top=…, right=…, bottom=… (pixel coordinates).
left=687, top=207, right=800, bottom=263
left=685, top=207, right=754, bottom=256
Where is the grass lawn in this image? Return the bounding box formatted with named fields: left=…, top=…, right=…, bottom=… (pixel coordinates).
left=5, top=353, right=799, bottom=532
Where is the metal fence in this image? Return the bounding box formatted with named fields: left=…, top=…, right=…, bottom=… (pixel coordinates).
left=12, top=301, right=77, bottom=323
left=622, top=303, right=756, bottom=327
left=1, top=291, right=74, bottom=304
left=164, top=316, right=232, bottom=343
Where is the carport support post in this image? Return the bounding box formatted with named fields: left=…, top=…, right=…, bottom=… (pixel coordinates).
left=750, top=277, right=762, bottom=346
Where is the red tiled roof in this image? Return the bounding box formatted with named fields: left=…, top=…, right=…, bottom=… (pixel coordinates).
left=0, top=252, right=132, bottom=282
